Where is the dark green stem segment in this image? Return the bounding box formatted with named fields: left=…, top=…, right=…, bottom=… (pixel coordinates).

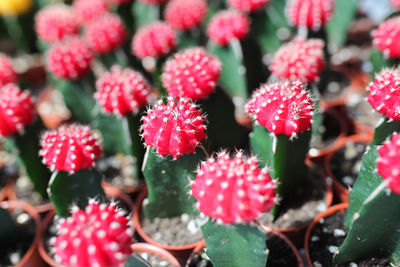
left=142, top=147, right=204, bottom=220
left=123, top=113, right=145, bottom=179
left=2, top=118, right=51, bottom=199
left=201, top=219, right=268, bottom=267
left=48, top=169, right=105, bottom=217
left=371, top=117, right=400, bottom=146
left=124, top=254, right=151, bottom=267
left=250, top=124, right=310, bottom=210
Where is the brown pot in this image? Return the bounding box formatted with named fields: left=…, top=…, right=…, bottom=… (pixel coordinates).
left=304, top=203, right=348, bottom=267
left=102, top=180, right=145, bottom=196
left=133, top=189, right=204, bottom=265
left=186, top=225, right=304, bottom=266
left=0, top=200, right=45, bottom=267
left=324, top=133, right=373, bottom=203
left=38, top=187, right=134, bottom=267
left=131, top=243, right=180, bottom=267
left=0, top=179, right=13, bottom=201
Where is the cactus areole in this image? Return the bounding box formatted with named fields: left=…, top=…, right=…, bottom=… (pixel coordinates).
left=40, top=124, right=102, bottom=172
left=246, top=81, right=314, bottom=137
left=141, top=97, right=207, bottom=158
left=191, top=151, right=277, bottom=224
left=54, top=200, right=132, bottom=267
left=0, top=84, right=35, bottom=138
left=377, top=133, right=400, bottom=195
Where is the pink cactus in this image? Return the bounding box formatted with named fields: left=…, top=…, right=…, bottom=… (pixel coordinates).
left=0, top=84, right=35, bottom=138
left=286, top=0, right=335, bottom=31
left=40, top=124, right=102, bottom=172
left=162, top=48, right=221, bottom=100
left=141, top=97, right=206, bottom=158
left=132, top=21, right=177, bottom=59
left=54, top=200, right=132, bottom=267
left=35, top=4, right=79, bottom=43
left=46, top=36, right=93, bottom=80
left=373, top=16, right=400, bottom=58
left=164, top=0, right=208, bottom=30
left=270, top=38, right=325, bottom=83
left=85, top=13, right=127, bottom=54
left=392, top=0, right=400, bottom=9
left=191, top=151, right=277, bottom=224
left=228, top=0, right=270, bottom=13
left=377, top=133, right=400, bottom=195
left=138, top=0, right=168, bottom=4
left=0, top=54, right=17, bottom=88
left=246, top=81, right=314, bottom=137
left=107, top=0, right=132, bottom=3
left=95, top=65, right=152, bottom=116
left=207, top=10, right=250, bottom=46
left=73, top=0, right=109, bottom=24
left=367, top=68, right=400, bottom=120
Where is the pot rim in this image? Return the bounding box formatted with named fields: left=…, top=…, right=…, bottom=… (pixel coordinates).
left=304, top=203, right=349, bottom=267
left=131, top=243, right=180, bottom=267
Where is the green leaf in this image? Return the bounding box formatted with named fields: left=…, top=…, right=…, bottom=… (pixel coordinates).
left=142, top=147, right=204, bottom=220
left=344, top=147, right=382, bottom=226
left=132, top=1, right=159, bottom=29
left=202, top=220, right=268, bottom=267
left=334, top=189, right=400, bottom=264
left=325, top=0, right=359, bottom=47
left=124, top=254, right=151, bottom=267
left=371, top=118, right=400, bottom=147
left=208, top=41, right=248, bottom=100
left=48, top=169, right=105, bottom=217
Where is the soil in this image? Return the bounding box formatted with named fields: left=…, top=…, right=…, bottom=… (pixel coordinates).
left=259, top=167, right=327, bottom=229
left=330, top=141, right=367, bottom=188
left=141, top=214, right=205, bottom=246
left=346, top=92, right=382, bottom=129
left=137, top=252, right=175, bottom=267
left=308, top=211, right=390, bottom=267
left=186, top=232, right=298, bottom=267
left=0, top=208, right=35, bottom=266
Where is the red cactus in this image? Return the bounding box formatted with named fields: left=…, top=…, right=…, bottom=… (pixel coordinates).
left=191, top=151, right=277, bottom=224
left=40, top=124, right=102, bottom=172
left=46, top=36, right=93, bottom=80
left=138, top=0, right=168, bottom=4
left=35, top=4, right=79, bottom=43
left=95, top=65, right=152, bottom=116
left=0, top=84, right=35, bottom=138
left=164, top=0, right=207, bottom=30
left=141, top=97, right=206, bottom=158
left=85, top=13, right=127, bottom=54
left=54, top=200, right=132, bottom=267
left=73, top=0, right=109, bottom=24
left=286, top=0, right=335, bottom=30
left=392, top=0, right=400, bottom=9
left=0, top=54, right=17, bottom=88
left=107, top=0, right=132, bottom=3
left=246, top=81, right=314, bottom=137
left=377, top=133, right=400, bottom=195
left=373, top=16, right=400, bottom=58
left=228, top=0, right=270, bottom=13
left=132, top=21, right=177, bottom=59
left=162, top=48, right=221, bottom=100
left=207, top=10, right=250, bottom=46
left=367, top=68, right=400, bottom=120
left=270, top=38, right=325, bottom=83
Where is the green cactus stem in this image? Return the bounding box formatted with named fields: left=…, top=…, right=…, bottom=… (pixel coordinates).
left=201, top=219, right=268, bottom=267
left=142, top=147, right=204, bottom=220
left=371, top=117, right=400, bottom=146
left=124, top=254, right=151, bottom=267
left=2, top=118, right=51, bottom=199
left=48, top=169, right=105, bottom=217
left=132, top=1, right=160, bottom=30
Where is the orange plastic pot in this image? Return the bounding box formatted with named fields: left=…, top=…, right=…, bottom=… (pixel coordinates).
left=131, top=243, right=180, bottom=267
left=304, top=203, right=348, bottom=267
left=324, top=133, right=373, bottom=203
left=133, top=188, right=204, bottom=265
left=0, top=200, right=45, bottom=267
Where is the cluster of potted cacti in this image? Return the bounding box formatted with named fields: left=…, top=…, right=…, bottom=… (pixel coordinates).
left=1, top=0, right=400, bottom=266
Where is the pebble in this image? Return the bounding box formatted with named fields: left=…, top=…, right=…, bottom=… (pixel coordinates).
left=311, top=235, right=320, bottom=242
left=349, top=262, right=358, bottom=267
left=328, top=245, right=338, bottom=254
left=343, top=176, right=354, bottom=186
left=313, top=261, right=323, bottom=267
left=333, top=228, right=346, bottom=237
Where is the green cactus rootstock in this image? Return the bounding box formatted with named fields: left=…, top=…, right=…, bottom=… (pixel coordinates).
left=124, top=254, right=151, bottom=267
left=250, top=123, right=310, bottom=208
left=334, top=147, right=400, bottom=265
left=201, top=220, right=268, bottom=267
left=142, top=147, right=204, bottom=220
left=48, top=169, right=105, bottom=217
left=371, top=117, right=400, bottom=146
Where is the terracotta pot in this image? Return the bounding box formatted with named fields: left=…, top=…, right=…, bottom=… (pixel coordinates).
left=131, top=243, right=180, bottom=267
left=324, top=134, right=373, bottom=203
left=0, top=200, right=45, bottom=267
left=304, top=203, right=348, bottom=267
left=186, top=226, right=304, bottom=267
left=133, top=189, right=204, bottom=265
left=38, top=187, right=134, bottom=267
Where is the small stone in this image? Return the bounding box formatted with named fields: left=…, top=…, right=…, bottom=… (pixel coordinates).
left=313, top=261, right=323, bottom=267
left=328, top=245, right=338, bottom=254
left=311, top=235, right=320, bottom=242
left=343, top=176, right=354, bottom=186
left=333, top=228, right=346, bottom=237
left=349, top=262, right=358, bottom=267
